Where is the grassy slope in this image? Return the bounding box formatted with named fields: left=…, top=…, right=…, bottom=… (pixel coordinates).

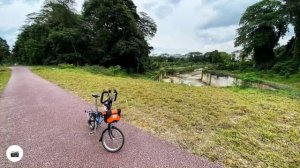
left=32, top=67, right=300, bottom=168
left=0, top=67, right=10, bottom=92
left=222, top=70, right=300, bottom=91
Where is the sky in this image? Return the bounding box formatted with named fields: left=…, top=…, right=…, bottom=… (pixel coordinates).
left=0, top=0, right=295, bottom=54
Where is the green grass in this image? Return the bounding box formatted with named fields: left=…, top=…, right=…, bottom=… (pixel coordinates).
left=55, top=64, right=163, bottom=80
left=32, top=66, right=300, bottom=168
left=222, top=70, right=300, bottom=91
left=0, top=66, right=10, bottom=92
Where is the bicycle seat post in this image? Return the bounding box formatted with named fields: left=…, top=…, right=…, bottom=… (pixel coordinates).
left=95, top=97, right=98, bottom=112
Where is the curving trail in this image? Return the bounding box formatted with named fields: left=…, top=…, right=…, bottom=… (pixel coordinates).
left=0, top=67, right=221, bottom=168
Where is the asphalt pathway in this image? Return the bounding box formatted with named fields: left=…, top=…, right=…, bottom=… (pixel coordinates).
left=0, top=67, right=221, bottom=168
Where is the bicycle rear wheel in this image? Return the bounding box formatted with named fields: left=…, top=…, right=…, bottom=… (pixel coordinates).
left=101, top=127, right=124, bottom=152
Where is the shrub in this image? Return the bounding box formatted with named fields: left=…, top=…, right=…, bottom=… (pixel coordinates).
left=239, top=80, right=253, bottom=89
left=108, top=65, right=123, bottom=75
left=238, top=61, right=254, bottom=71
left=272, top=61, right=299, bottom=77
left=58, top=63, right=75, bottom=69
left=216, top=61, right=254, bottom=71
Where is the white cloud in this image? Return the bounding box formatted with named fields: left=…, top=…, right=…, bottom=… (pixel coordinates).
left=0, top=0, right=43, bottom=47
left=74, top=0, right=84, bottom=13
left=0, top=0, right=43, bottom=30
left=133, top=0, right=260, bottom=54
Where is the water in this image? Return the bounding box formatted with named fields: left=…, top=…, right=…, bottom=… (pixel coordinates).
left=163, top=71, right=238, bottom=87
left=163, top=74, right=206, bottom=87
left=163, top=70, right=277, bottom=90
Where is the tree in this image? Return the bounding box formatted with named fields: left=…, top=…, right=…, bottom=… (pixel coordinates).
left=0, top=37, right=10, bottom=63
left=13, top=0, right=156, bottom=72
left=83, top=0, right=157, bottom=72
left=138, top=12, right=157, bottom=39
left=284, top=0, right=300, bottom=65
left=185, top=52, right=206, bottom=63
left=13, top=24, right=49, bottom=65
left=235, top=0, right=288, bottom=69
left=275, top=37, right=295, bottom=61
left=38, top=0, right=87, bottom=65
left=13, top=0, right=87, bottom=65
left=210, top=50, right=223, bottom=63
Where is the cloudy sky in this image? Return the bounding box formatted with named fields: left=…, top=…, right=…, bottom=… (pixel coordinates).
left=0, top=0, right=294, bottom=54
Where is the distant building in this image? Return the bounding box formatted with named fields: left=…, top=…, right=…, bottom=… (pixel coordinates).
left=231, top=51, right=241, bottom=61
left=231, top=50, right=252, bottom=61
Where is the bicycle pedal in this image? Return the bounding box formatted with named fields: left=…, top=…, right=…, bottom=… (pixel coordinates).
left=89, top=131, right=95, bottom=135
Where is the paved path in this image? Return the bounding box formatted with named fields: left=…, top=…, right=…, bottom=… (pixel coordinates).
left=0, top=67, right=221, bottom=168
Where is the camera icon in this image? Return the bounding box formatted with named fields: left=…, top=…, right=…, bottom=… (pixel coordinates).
left=10, top=151, right=19, bottom=158
left=6, top=145, right=23, bottom=162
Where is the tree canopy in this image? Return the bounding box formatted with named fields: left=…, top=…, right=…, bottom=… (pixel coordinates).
left=284, top=0, right=300, bottom=64
left=12, top=0, right=156, bottom=72
left=235, top=0, right=288, bottom=69
left=13, top=0, right=86, bottom=65
left=0, top=37, right=10, bottom=63
left=82, top=0, right=156, bottom=72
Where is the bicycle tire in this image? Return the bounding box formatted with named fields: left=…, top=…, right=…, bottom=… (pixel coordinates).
left=101, top=127, right=124, bottom=152
left=88, top=113, right=95, bottom=130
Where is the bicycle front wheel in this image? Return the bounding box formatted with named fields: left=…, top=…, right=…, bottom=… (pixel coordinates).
left=88, top=113, right=95, bottom=130
left=101, top=127, right=124, bottom=152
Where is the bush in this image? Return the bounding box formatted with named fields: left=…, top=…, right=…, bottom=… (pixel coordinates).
left=216, top=61, right=254, bottom=71
left=272, top=61, right=299, bottom=77
left=58, top=63, right=75, bottom=69
left=82, top=65, right=126, bottom=76
left=238, top=61, right=254, bottom=71
left=239, top=80, right=253, bottom=89
left=217, top=62, right=239, bottom=70
left=108, top=65, right=123, bottom=75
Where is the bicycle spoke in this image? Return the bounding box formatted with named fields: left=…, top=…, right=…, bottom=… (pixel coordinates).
left=102, top=127, right=124, bottom=152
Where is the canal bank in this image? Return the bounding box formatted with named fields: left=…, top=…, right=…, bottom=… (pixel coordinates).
left=161, top=69, right=280, bottom=90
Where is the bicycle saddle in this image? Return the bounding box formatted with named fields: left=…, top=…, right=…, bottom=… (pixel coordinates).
left=92, top=94, right=100, bottom=98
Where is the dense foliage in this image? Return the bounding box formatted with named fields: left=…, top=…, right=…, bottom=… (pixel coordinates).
left=149, top=50, right=232, bottom=69
left=285, top=0, right=300, bottom=64
left=235, top=0, right=300, bottom=73
left=82, top=0, right=156, bottom=72
left=12, top=0, right=156, bottom=72
left=0, top=37, right=10, bottom=64
left=235, top=0, right=288, bottom=69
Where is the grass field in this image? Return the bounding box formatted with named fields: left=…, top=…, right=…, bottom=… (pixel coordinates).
left=32, top=66, right=300, bottom=168
left=0, top=66, right=10, bottom=92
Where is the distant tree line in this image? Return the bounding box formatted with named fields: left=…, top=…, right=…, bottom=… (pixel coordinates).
left=9, top=0, right=157, bottom=72
left=235, top=0, right=300, bottom=75
left=149, top=50, right=232, bottom=69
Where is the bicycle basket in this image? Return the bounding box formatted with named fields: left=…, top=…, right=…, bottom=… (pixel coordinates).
left=104, top=109, right=121, bottom=123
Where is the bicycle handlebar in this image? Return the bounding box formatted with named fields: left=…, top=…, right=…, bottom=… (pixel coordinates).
left=100, top=89, right=118, bottom=104
left=113, top=89, right=118, bottom=102
left=100, top=90, right=108, bottom=104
